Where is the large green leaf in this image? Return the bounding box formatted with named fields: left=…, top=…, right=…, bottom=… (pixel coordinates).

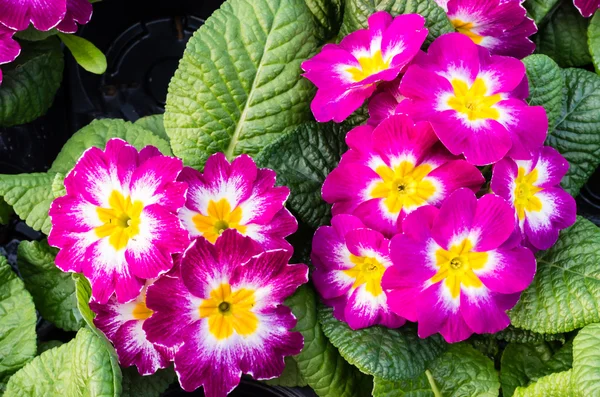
left=0, top=256, right=37, bottom=393
left=523, top=0, right=561, bottom=25
left=373, top=373, right=434, bottom=397
left=18, top=240, right=83, bottom=331
left=58, top=33, right=107, bottom=74
left=534, top=2, right=591, bottom=68
left=121, top=367, right=175, bottom=397
left=255, top=122, right=349, bottom=228
left=589, top=10, right=600, bottom=73
left=318, top=305, right=446, bottom=381
left=523, top=54, right=564, bottom=130
left=306, top=0, right=344, bottom=41
left=573, top=323, right=600, bottom=396
left=134, top=114, right=170, bottom=143
left=493, top=326, right=565, bottom=344
left=164, top=0, right=319, bottom=170
left=510, top=217, right=600, bottom=333
left=265, top=356, right=308, bottom=387
left=5, top=327, right=122, bottom=396
left=339, top=0, right=453, bottom=44
left=0, top=37, right=64, bottom=127
left=512, top=370, right=573, bottom=397
left=546, top=68, right=600, bottom=196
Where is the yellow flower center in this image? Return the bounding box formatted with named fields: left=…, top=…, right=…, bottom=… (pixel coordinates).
left=430, top=239, right=488, bottom=299
left=95, top=191, right=143, bottom=251
left=192, top=198, right=247, bottom=243
left=370, top=161, right=436, bottom=214
left=343, top=255, right=386, bottom=296
left=451, top=19, right=484, bottom=44
left=514, top=167, right=543, bottom=221
left=132, top=300, right=153, bottom=320
left=346, top=50, right=391, bottom=82
left=447, top=78, right=502, bottom=121
left=199, top=283, right=258, bottom=340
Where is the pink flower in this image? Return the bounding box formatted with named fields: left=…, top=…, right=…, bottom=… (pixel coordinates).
left=322, top=114, right=484, bottom=237
left=0, top=23, right=20, bottom=85
left=491, top=147, right=577, bottom=250
left=382, top=189, right=536, bottom=343
left=90, top=280, right=175, bottom=375
left=177, top=153, right=297, bottom=251
left=573, top=0, right=600, bottom=17
left=367, top=76, right=404, bottom=126
left=312, top=214, right=405, bottom=329
left=399, top=33, right=547, bottom=165
left=301, top=11, right=427, bottom=122
left=436, top=0, right=536, bottom=59
left=48, top=138, right=189, bottom=304
left=0, top=0, right=67, bottom=31
left=57, top=0, right=93, bottom=34
left=144, top=231, right=308, bottom=396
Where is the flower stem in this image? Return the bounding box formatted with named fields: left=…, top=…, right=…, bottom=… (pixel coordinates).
left=425, top=369, right=442, bottom=397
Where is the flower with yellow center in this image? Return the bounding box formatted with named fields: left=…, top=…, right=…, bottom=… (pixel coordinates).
left=95, top=190, right=143, bottom=251
left=346, top=50, right=392, bottom=82
left=513, top=167, right=543, bottom=221
left=451, top=19, right=484, bottom=44
left=447, top=78, right=502, bottom=121
left=132, top=299, right=153, bottom=321
left=192, top=198, right=248, bottom=243
left=370, top=161, right=436, bottom=214
left=199, top=283, right=258, bottom=341
left=430, top=239, right=488, bottom=299
left=343, top=254, right=387, bottom=296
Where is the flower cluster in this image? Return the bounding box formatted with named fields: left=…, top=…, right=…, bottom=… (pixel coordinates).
left=0, top=0, right=93, bottom=83
left=305, top=12, right=576, bottom=343
left=48, top=139, right=307, bottom=397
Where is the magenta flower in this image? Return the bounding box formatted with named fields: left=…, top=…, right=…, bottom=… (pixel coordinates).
left=382, top=189, right=536, bottom=343
left=491, top=147, right=577, bottom=250
left=144, top=231, right=308, bottom=396
left=90, top=280, right=175, bottom=375
left=367, top=76, right=404, bottom=126
left=399, top=33, right=547, bottom=166
left=436, top=0, right=536, bottom=59
left=57, top=0, right=93, bottom=33
left=573, top=0, right=600, bottom=17
left=48, top=138, right=189, bottom=304
left=177, top=153, right=296, bottom=251
left=301, top=11, right=427, bottom=123
left=0, top=24, right=20, bottom=85
left=312, top=214, right=405, bottom=330
left=0, top=0, right=66, bottom=31
left=322, top=114, right=484, bottom=237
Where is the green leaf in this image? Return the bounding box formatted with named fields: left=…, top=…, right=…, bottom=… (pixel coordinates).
left=0, top=37, right=64, bottom=127
left=306, top=0, right=344, bottom=41
left=5, top=327, right=122, bottom=396
left=38, top=341, right=63, bottom=355
left=523, top=0, right=561, bottom=25
left=318, top=305, right=446, bottom=381
left=265, top=356, right=308, bottom=387
left=523, top=54, right=564, bottom=130
left=589, top=11, right=600, bottom=73
left=58, top=33, right=107, bottom=74
left=134, top=114, right=170, bottom=142
left=255, top=122, right=349, bottom=228
left=501, top=341, right=573, bottom=397
left=546, top=68, right=600, bottom=196
left=0, top=172, right=55, bottom=235
left=510, top=217, right=600, bottom=333
left=18, top=240, right=84, bottom=331
left=534, top=2, right=592, bottom=68
left=164, top=0, right=319, bottom=170
left=14, top=26, right=58, bottom=41
left=51, top=173, right=66, bottom=198
left=493, top=326, right=565, bottom=344
left=339, top=0, right=453, bottom=45
left=573, top=323, right=600, bottom=396
left=373, top=373, right=434, bottom=397
left=73, top=273, right=95, bottom=330
left=512, top=369, right=573, bottom=397
left=0, top=196, right=13, bottom=225
left=121, top=367, right=175, bottom=397
left=278, top=285, right=372, bottom=396
left=50, top=118, right=173, bottom=174
left=0, top=256, right=37, bottom=391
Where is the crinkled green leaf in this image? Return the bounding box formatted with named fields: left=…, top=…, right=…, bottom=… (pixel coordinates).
left=58, top=33, right=107, bottom=74
left=0, top=196, right=13, bottom=225
left=0, top=256, right=37, bottom=392
left=306, top=0, right=344, bottom=41
left=0, top=172, right=54, bottom=235
left=121, top=367, right=175, bottom=397
left=134, top=114, right=170, bottom=143
left=0, top=37, right=64, bottom=127
left=534, top=2, right=591, bottom=68
left=274, top=285, right=371, bottom=396
left=523, top=54, right=564, bottom=130
left=573, top=323, right=600, bottom=396
left=18, top=240, right=83, bottom=331
left=255, top=122, right=349, bottom=228
left=512, top=369, right=573, bottom=397
left=318, top=305, right=446, bottom=381
left=501, top=341, right=573, bottom=397
left=265, top=356, right=307, bottom=387
left=373, top=373, right=433, bottom=397
left=50, top=118, right=173, bottom=174
left=339, top=0, right=453, bottom=45
left=589, top=10, right=600, bottom=73
left=73, top=273, right=95, bottom=330
left=510, top=217, right=600, bottom=333
left=14, top=26, right=58, bottom=41
left=164, top=0, right=319, bottom=170
left=494, top=326, right=565, bottom=344
left=51, top=173, right=66, bottom=198
left=546, top=68, right=600, bottom=196
left=523, top=0, right=561, bottom=25
left=5, top=327, right=122, bottom=396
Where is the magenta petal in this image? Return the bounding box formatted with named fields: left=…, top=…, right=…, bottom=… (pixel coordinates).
left=383, top=285, right=420, bottom=322
left=490, top=157, right=518, bottom=200
left=386, top=234, right=437, bottom=288
left=56, top=0, right=93, bottom=33
left=535, top=146, right=570, bottom=188
left=427, top=159, right=484, bottom=196
left=460, top=290, right=510, bottom=334
left=0, top=24, right=20, bottom=65
left=416, top=283, right=458, bottom=340
left=425, top=33, right=481, bottom=81
left=574, top=0, right=600, bottom=17
left=0, top=0, right=66, bottom=31
left=344, top=228, right=387, bottom=257
left=477, top=247, right=536, bottom=294
left=311, top=84, right=376, bottom=123
left=431, top=188, right=477, bottom=249
left=471, top=194, right=515, bottom=251
left=502, top=100, right=548, bottom=160
left=401, top=205, right=439, bottom=241
left=113, top=321, right=171, bottom=375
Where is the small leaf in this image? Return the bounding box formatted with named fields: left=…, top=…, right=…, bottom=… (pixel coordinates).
left=523, top=0, right=561, bottom=24
left=0, top=197, right=13, bottom=225
left=0, top=37, right=64, bottom=128
left=73, top=273, right=95, bottom=330
left=588, top=10, right=600, bottom=73
left=18, top=240, right=84, bottom=331
left=134, top=114, right=170, bottom=143
left=510, top=217, right=600, bottom=333
left=512, top=370, right=573, bottom=397
left=523, top=54, right=564, bottom=130
left=255, top=122, right=349, bottom=228
left=58, top=33, right=107, bottom=74
left=573, top=323, right=600, bottom=396
left=121, top=367, right=175, bottom=397
left=318, top=305, right=446, bottom=381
